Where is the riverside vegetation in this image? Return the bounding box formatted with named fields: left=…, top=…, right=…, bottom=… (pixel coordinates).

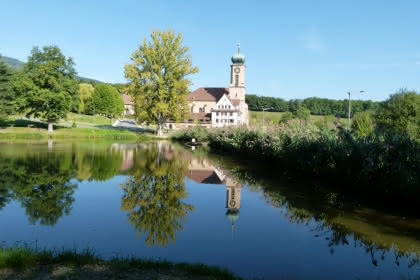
left=171, top=90, right=420, bottom=211
left=0, top=246, right=240, bottom=280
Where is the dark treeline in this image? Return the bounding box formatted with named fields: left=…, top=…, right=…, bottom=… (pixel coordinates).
left=246, top=94, right=381, bottom=117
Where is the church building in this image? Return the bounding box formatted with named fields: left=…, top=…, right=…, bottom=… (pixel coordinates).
left=166, top=44, right=249, bottom=129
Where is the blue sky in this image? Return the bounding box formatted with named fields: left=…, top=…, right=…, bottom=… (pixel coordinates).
left=1, top=0, right=420, bottom=101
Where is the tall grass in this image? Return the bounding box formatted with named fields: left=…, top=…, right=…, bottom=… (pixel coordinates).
left=172, top=124, right=420, bottom=207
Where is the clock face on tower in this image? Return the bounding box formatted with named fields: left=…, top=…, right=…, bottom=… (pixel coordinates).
left=234, top=67, right=240, bottom=73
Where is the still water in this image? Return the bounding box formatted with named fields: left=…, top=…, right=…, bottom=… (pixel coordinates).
left=0, top=140, right=419, bottom=279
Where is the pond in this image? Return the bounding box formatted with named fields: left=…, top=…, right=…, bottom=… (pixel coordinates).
left=0, top=140, right=419, bottom=279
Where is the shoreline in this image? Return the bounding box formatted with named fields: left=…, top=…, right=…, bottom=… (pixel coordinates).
left=0, top=127, right=152, bottom=140
left=0, top=246, right=241, bottom=280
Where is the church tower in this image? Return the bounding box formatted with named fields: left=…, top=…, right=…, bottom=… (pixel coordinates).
left=228, top=44, right=246, bottom=101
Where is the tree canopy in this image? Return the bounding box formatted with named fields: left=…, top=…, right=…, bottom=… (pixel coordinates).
left=78, top=83, right=94, bottom=113
left=124, top=30, right=199, bottom=136
left=374, top=90, right=420, bottom=140
left=0, top=57, right=15, bottom=121
left=246, top=94, right=380, bottom=117
left=92, top=84, right=124, bottom=118
left=12, top=46, right=78, bottom=132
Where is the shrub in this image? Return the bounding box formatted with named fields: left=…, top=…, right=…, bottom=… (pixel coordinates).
left=351, top=112, right=374, bottom=139
left=204, top=124, right=420, bottom=205
left=170, top=126, right=210, bottom=142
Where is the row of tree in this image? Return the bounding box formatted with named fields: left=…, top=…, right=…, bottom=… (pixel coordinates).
left=0, top=48, right=125, bottom=132
left=246, top=94, right=381, bottom=117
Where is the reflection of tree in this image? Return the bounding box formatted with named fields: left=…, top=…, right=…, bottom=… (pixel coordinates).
left=0, top=142, right=128, bottom=225
left=7, top=155, right=77, bottom=225
left=204, top=154, right=420, bottom=270
left=121, top=143, right=194, bottom=247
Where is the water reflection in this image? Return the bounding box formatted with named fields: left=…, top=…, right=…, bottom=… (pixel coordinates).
left=0, top=150, right=77, bottom=225
left=185, top=153, right=242, bottom=230
left=120, top=143, right=195, bottom=247
left=222, top=161, right=420, bottom=270
left=0, top=141, right=420, bottom=277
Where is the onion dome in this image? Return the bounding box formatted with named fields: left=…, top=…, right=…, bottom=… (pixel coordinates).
left=226, top=209, right=240, bottom=227
left=231, top=43, right=245, bottom=64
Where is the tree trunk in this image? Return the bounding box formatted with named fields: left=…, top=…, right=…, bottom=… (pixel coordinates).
left=48, top=122, right=54, bottom=133
left=157, top=124, right=163, bottom=137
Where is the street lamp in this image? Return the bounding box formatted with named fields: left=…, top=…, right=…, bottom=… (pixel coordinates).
left=262, top=107, right=273, bottom=131
left=347, top=90, right=365, bottom=130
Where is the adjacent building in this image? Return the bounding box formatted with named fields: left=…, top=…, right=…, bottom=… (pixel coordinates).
left=166, top=44, right=249, bottom=129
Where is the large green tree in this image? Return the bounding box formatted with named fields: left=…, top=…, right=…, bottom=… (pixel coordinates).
left=78, top=83, right=94, bottom=113
left=13, top=46, right=78, bottom=132
left=125, top=30, right=199, bottom=136
left=374, top=90, right=420, bottom=140
left=0, top=56, right=15, bottom=121
left=92, top=84, right=124, bottom=119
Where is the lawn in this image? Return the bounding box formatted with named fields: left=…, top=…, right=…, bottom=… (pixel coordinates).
left=0, top=246, right=240, bottom=280
left=0, top=118, right=150, bottom=140
left=250, top=111, right=347, bottom=127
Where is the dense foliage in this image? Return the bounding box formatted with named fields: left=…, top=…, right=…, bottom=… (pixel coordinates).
left=246, top=94, right=380, bottom=117
left=0, top=58, right=15, bottom=121
left=375, top=90, right=420, bottom=140
left=12, top=46, right=78, bottom=132
left=172, top=124, right=420, bottom=207
left=90, top=84, right=124, bottom=118
left=125, top=30, right=199, bottom=136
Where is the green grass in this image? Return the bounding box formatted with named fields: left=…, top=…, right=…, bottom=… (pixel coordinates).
left=67, top=112, right=113, bottom=126
left=0, top=127, right=149, bottom=140
left=250, top=111, right=347, bottom=126
left=0, top=246, right=241, bottom=279
left=0, top=118, right=151, bottom=140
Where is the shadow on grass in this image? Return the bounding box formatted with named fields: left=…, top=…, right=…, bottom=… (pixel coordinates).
left=0, top=119, right=67, bottom=130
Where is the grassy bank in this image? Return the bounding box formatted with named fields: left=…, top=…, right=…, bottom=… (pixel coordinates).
left=171, top=126, right=420, bottom=210
left=249, top=111, right=347, bottom=127
left=0, top=127, right=149, bottom=140
left=0, top=246, right=241, bottom=280
left=0, top=118, right=151, bottom=140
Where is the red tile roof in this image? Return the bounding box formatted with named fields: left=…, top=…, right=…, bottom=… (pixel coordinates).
left=188, top=88, right=228, bottom=102
left=231, top=99, right=241, bottom=105
left=121, top=94, right=134, bottom=105
left=187, top=170, right=224, bottom=184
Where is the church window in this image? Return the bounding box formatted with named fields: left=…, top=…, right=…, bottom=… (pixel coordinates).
left=230, top=112, right=233, bottom=116
left=235, top=75, right=239, bottom=87
left=230, top=119, right=234, bottom=123
left=216, top=119, right=219, bottom=123
left=199, top=108, right=203, bottom=113
left=216, top=112, right=219, bottom=116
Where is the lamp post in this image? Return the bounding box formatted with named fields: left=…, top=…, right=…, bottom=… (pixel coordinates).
left=347, top=90, right=365, bottom=130
left=262, top=107, right=273, bottom=131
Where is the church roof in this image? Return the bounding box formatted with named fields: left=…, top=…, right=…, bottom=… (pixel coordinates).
left=121, top=94, right=134, bottom=105
left=188, top=88, right=229, bottom=102
left=187, top=170, right=224, bottom=184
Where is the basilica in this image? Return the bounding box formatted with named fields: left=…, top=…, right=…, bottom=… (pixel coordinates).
left=166, top=45, right=249, bottom=129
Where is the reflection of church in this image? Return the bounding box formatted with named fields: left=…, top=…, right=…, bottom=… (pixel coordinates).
left=186, top=157, right=242, bottom=230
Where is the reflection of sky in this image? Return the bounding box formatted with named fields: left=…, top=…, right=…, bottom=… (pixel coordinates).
left=0, top=174, right=418, bottom=280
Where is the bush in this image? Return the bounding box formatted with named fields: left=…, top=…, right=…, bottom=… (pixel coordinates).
left=204, top=124, right=420, bottom=206
left=351, top=112, right=374, bottom=139
left=170, top=126, right=210, bottom=142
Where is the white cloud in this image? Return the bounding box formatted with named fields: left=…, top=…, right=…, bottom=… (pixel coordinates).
left=301, top=25, right=324, bottom=52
